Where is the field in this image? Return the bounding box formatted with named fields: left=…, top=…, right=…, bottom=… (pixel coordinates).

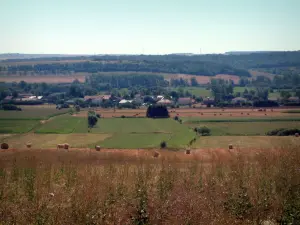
left=1, top=106, right=300, bottom=149
left=172, top=87, right=212, bottom=97
left=0, top=105, right=68, bottom=119
left=0, top=74, right=86, bottom=83
left=1, top=146, right=300, bottom=224
left=186, top=121, right=300, bottom=136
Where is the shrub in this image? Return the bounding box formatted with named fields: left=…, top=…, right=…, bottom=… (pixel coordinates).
left=160, top=141, right=167, bottom=148
left=174, top=116, right=179, bottom=121
left=1, top=104, right=22, bottom=111
left=196, top=126, right=211, bottom=136
left=146, top=105, right=169, bottom=118
left=266, top=128, right=300, bottom=136
left=96, top=113, right=101, bottom=118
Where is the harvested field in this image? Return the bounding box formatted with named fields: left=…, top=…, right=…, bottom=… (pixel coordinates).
left=1, top=133, right=111, bottom=149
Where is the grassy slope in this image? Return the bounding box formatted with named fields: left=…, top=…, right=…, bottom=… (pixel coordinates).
left=188, top=121, right=300, bottom=136
left=192, top=136, right=300, bottom=149
left=0, top=120, right=39, bottom=133
left=0, top=107, right=68, bottom=119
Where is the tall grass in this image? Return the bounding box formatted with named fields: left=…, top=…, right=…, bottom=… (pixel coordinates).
left=0, top=147, right=300, bottom=224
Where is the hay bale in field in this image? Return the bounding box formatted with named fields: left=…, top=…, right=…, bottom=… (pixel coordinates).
left=220, top=113, right=222, bottom=115
left=64, top=143, right=69, bottom=150
left=201, top=113, right=203, bottom=115
left=26, top=143, right=32, bottom=148
left=241, top=112, right=243, bottom=115
left=247, top=113, right=250, bottom=115
left=228, top=144, right=233, bottom=150
left=153, top=151, right=159, bottom=158
left=265, top=114, right=267, bottom=116
left=214, top=113, right=216, bottom=116
left=295, top=133, right=299, bottom=137
left=1, top=143, right=9, bottom=149
left=185, top=149, right=191, bottom=154
left=95, top=145, right=101, bottom=151
left=230, top=114, right=232, bottom=116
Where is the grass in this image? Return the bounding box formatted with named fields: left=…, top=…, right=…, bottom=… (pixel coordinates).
left=34, top=116, right=195, bottom=148
left=98, top=133, right=171, bottom=148
left=233, top=86, right=254, bottom=93
left=0, top=107, right=68, bottom=120
left=173, top=87, right=212, bottom=97
left=35, top=115, right=86, bottom=134
left=191, top=136, right=300, bottom=149
left=189, top=121, right=300, bottom=136
left=2, top=133, right=111, bottom=149
left=0, top=147, right=300, bottom=224
left=183, top=117, right=300, bottom=123
left=0, top=120, right=39, bottom=133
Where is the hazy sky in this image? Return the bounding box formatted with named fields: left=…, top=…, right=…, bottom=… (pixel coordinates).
left=0, top=0, right=299, bottom=54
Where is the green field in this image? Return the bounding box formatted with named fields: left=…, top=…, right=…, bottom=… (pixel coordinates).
left=192, top=136, right=300, bottom=149
left=233, top=87, right=255, bottom=93
left=0, top=120, right=39, bottom=133
left=33, top=116, right=196, bottom=148
left=172, top=87, right=212, bottom=97
left=188, top=121, right=300, bottom=136
left=0, top=107, right=68, bottom=119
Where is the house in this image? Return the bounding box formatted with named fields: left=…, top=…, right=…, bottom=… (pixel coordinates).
left=3, top=96, right=13, bottom=101
left=84, top=95, right=111, bottom=104
left=177, top=97, right=194, bottom=105
left=119, top=99, right=133, bottom=104
left=203, top=97, right=215, bottom=106
left=156, top=95, right=164, bottom=100
left=231, top=97, right=247, bottom=104
left=157, top=99, right=172, bottom=105
left=288, top=96, right=299, bottom=103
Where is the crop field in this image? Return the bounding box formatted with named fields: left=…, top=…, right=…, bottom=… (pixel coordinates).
left=0, top=74, right=87, bottom=83
left=0, top=106, right=68, bottom=119
left=1, top=133, right=111, bottom=149
left=187, top=121, right=300, bottom=136
left=33, top=116, right=196, bottom=148
left=0, top=120, right=39, bottom=133
left=192, top=136, right=300, bottom=149
left=171, top=87, right=212, bottom=97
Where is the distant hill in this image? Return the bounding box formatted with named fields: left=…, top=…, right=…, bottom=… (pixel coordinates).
left=0, top=53, right=90, bottom=60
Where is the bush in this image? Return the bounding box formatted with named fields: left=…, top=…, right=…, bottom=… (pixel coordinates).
left=266, top=128, right=300, bottom=136
left=174, top=116, right=179, bottom=121
left=146, top=105, right=169, bottom=118
left=96, top=113, right=101, bottom=118
left=160, top=141, right=167, bottom=148
left=1, top=104, right=22, bottom=111
left=196, top=126, right=211, bottom=136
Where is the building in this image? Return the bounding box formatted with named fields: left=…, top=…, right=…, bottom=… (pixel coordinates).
left=119, top=99, right=133, bottom=104
left=84, top=95, right=111, bottom=104
left=288, top=96, right=299, bottom=103
left=177, top=97, right=194, bottom=105
left=157, top=99, right=172, bottom=105
left=231, top=97, right=247, bottom=104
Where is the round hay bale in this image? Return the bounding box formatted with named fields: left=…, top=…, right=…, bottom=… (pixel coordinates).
left=228, top=144, right=233, bottom=150
left=295, top=133, right=299, bottom=137
left=247, top=113, right=250, bottom=115
left=95, top=145, right=101, bottom=151
left=26, top=143, right=32, bottom=148
left=230, top=114, right=232, bottom=116
left=241, top=112, right=243, bottom=115
left=1, top=143, right=9, bottom=150
left=201, top=113, right=203, bottom=115
left=153, top=151, right=159, bottom=158
left=214, top=113, right=216, bottom=116
left=185, top=149, right=191, bottom=154
left=64, top=143, right=69, bottom=150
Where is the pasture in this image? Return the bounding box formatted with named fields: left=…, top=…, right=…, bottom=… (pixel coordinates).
left=0, top=105, right=68, bottom=119
left=191, top=136, right=300, bottom=149
left=187, top=121, right=300, bottom=136
left=0, top=120, right=39, bottom=133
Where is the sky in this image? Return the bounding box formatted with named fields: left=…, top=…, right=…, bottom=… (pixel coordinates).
left=0, top=0, right=299, bottom=54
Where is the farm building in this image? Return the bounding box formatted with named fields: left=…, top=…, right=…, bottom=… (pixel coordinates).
left=177, top=97, right=194, bottom=105
left=84, top=95, right=111, bottom=104
left=288, top=96, right=299, bottom=103
left=119, top=99, right=133, bottom=104
left=157, top=99, right=172, bottom=105
left=232, top=97, right=247, bottom=104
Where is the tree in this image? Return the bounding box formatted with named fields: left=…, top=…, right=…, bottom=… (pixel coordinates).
left=88, top=111, right=98, bottom=128
left=12, top=91, right=18, bottom=98
left=190, top=77, right=198, bottom=86
left=146, top=105, right=169, bottom=118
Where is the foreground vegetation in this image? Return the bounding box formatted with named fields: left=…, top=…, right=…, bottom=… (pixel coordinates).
left=0, top=147, right=300, bottom=224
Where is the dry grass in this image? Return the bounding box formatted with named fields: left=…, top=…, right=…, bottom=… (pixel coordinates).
left=0, top=147, right=300, bottom=224
left=0, top=74, right=86, bottom=83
